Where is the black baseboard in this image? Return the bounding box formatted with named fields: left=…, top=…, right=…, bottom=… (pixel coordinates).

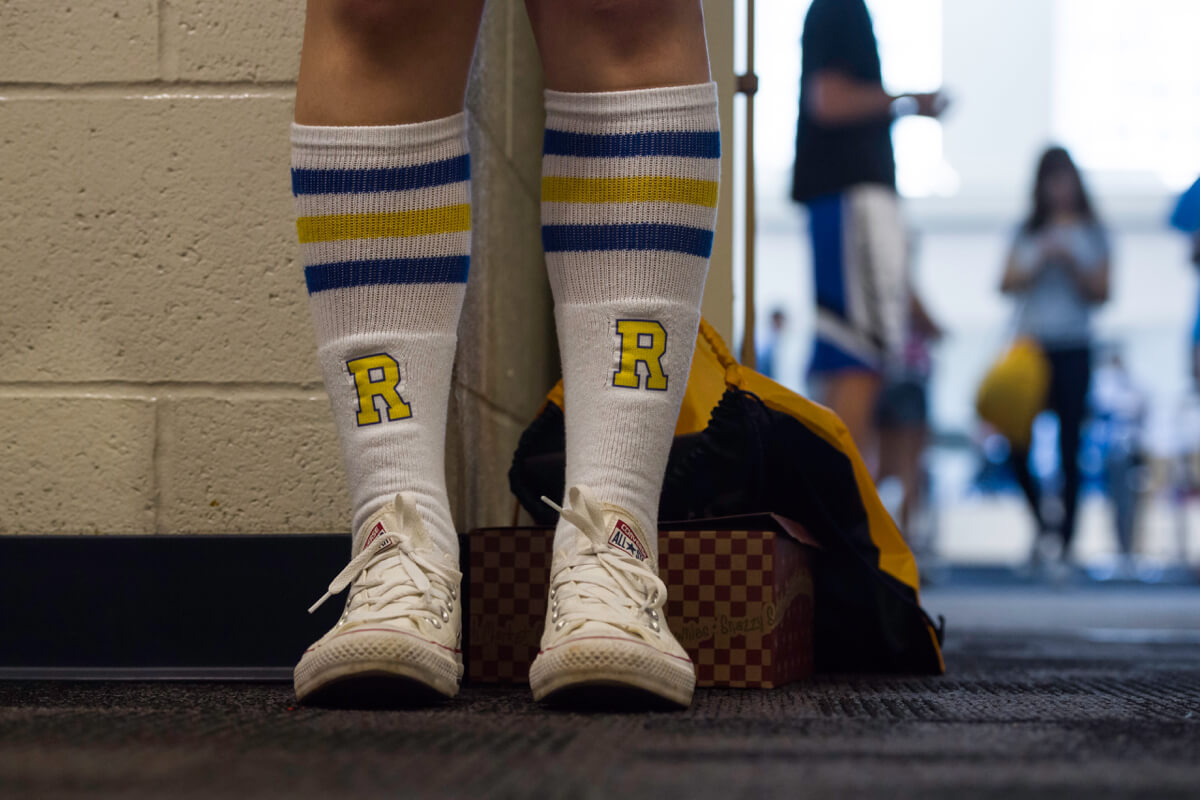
left=0, top=534, right=433, bottom=680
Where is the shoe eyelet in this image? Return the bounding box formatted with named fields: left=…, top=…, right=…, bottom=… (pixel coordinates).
left=441, top=609, right=450, bottom=622
left=549, top=587, right=557, bottom=599
left=651, top=621, right=660, bottom=632
left=450, top=587, right=457, bottom=600
left=555, top=620, right=565, bottom=631
left=432, top=619, right=442, bottom=629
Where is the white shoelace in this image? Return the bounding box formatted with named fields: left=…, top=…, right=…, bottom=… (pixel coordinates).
left=308, top=529, right=459, bottom=631
left=541, top=488, right=668, bottom=641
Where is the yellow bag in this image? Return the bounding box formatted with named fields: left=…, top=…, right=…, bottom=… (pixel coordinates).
left=975, top=337, right=1050, bottom=448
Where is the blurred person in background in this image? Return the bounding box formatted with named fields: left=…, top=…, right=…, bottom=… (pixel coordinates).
left=876, top=287, right=941, bottom=551
left=1090, top=350, right=1147, bottom=578
left=1170, top=176, right=1200, bottom=384
left=1169, top=177, right=1200, bottom=574
left=757, top=308, right=789, bottom=380
left=1000, top=146, right=1111, bottom=568
left=1192, top=224, right=1200, bottom=385
left=791, top=0, right=948, bottom=466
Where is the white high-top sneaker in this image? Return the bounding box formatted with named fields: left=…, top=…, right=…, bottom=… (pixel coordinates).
left=529, top=486, right=696, bottom=707
left=294, top=494, right=462, bottom=704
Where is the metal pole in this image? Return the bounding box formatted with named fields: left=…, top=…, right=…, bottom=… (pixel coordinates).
left=738, top=0, right=758, bottom=368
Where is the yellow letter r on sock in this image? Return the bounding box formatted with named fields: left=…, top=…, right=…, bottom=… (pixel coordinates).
left=613, top=319, right=668, bottom=391
left=346, top=353, right=413, bottom=425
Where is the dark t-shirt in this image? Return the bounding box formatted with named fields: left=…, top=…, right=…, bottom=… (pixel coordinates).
left=791, top=0, right=896, bottom=203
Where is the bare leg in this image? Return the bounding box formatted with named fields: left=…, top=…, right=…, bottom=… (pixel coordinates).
left=879, top=425, right=927, bottom=535
left=524, top=0, right=710, bottom=91
left=1010, top=445, right=1045, bottom=530
left=820, top=370, right=883, bottom=470
left=296, top=0, right=487, bottom=125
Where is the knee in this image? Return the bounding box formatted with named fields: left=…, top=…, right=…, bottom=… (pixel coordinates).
left=561, top=0, right=666, bottom=15
left=544, top=0, right=698, bottom=38
left=331, top=0, right=435, bottom=33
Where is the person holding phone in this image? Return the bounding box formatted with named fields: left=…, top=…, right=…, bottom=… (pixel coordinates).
left=1000, top=146, right=1111, bottom=568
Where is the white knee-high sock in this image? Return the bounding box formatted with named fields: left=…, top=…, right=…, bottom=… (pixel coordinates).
left=292, top=114, right=470, bottom=555
left=540, top=83, right=721, bottom=555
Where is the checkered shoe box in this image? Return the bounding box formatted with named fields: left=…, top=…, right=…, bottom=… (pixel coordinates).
left=465, top=518, right=815, bottom=688
left=465, top=527, right=553, bottom=684
left=660, top=527, right=813, bottom=687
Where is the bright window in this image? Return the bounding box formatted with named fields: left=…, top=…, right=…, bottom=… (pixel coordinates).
left=1054, top=0, right=1200, bottom=190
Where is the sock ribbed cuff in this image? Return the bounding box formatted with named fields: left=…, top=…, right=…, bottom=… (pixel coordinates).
left=291, top=113, right=471, bottom=341
left=543, top=82, right=719, bottom=123
left=540, top=81, right=720, bottom=309
left=290, top=112, right=468, bottom=152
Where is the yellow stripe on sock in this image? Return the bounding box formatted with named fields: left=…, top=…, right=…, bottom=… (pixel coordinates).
left=296, top=204, right=471, bottom=244
left=541, top=176, right=719, bottom=208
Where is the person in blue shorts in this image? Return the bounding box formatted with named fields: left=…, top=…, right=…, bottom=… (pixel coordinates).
left=792, top=0, right=947, bottom=461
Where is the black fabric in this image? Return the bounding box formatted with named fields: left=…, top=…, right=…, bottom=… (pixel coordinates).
left=1009, top=345, right=1092, bottom=546
left=509, top=401, right=567, bottom=525
left=791, top=0, right=896, bottom=203
left=510, top=388, right=944, bottom=675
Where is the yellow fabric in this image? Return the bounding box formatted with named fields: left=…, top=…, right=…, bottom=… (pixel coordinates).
left=295, top=205, right=471, bottom=243
left=975, top=337, right=1050, bottom=449
left=544, top=318, right=922, bottom=594
left=673, top=320, right=730, bottom=436
left=541, top=176, right=720, bottom=208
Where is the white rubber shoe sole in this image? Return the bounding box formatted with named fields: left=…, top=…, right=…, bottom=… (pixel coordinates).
left=294, top=627, right=462, bottom=705
left=529, top=636, right=696, bottom=708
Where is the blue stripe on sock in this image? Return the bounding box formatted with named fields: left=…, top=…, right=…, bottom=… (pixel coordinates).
left=291, top=154, right=470, bottom=196
left=542, top=223, right=714, bottom=258
left=304, top=256, right=470, bottom=293
left=543, top=130, right=720, bottom=159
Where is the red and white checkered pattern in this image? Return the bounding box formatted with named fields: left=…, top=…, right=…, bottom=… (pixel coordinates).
left=661, top=529, right=772, bottom=687
left=466, top=528, right=553, bottom=683
left=466, top=521, right=814, bottom=688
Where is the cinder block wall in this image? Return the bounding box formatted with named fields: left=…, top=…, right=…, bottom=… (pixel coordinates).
left=0, top=0, right=555, bottom=536
left=0, top=1, right=733, bottom=538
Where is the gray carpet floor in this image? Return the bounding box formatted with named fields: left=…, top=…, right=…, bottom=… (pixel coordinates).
left=2, top=627, right=1199, bottom=799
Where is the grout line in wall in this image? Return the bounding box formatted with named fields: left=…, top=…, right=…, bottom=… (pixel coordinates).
left=151, top=396, right=164, bottom=534
left=470, top=111, right=541, bottom=203
left=157, top=0, right=174, bottom=82
left=452, top=381, right=530, bottom=428
left=0, top=381, right=325, bottom=400
left=0, top=81, right=296, bottom=102
left=505, top=0, right=514, bottom=158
